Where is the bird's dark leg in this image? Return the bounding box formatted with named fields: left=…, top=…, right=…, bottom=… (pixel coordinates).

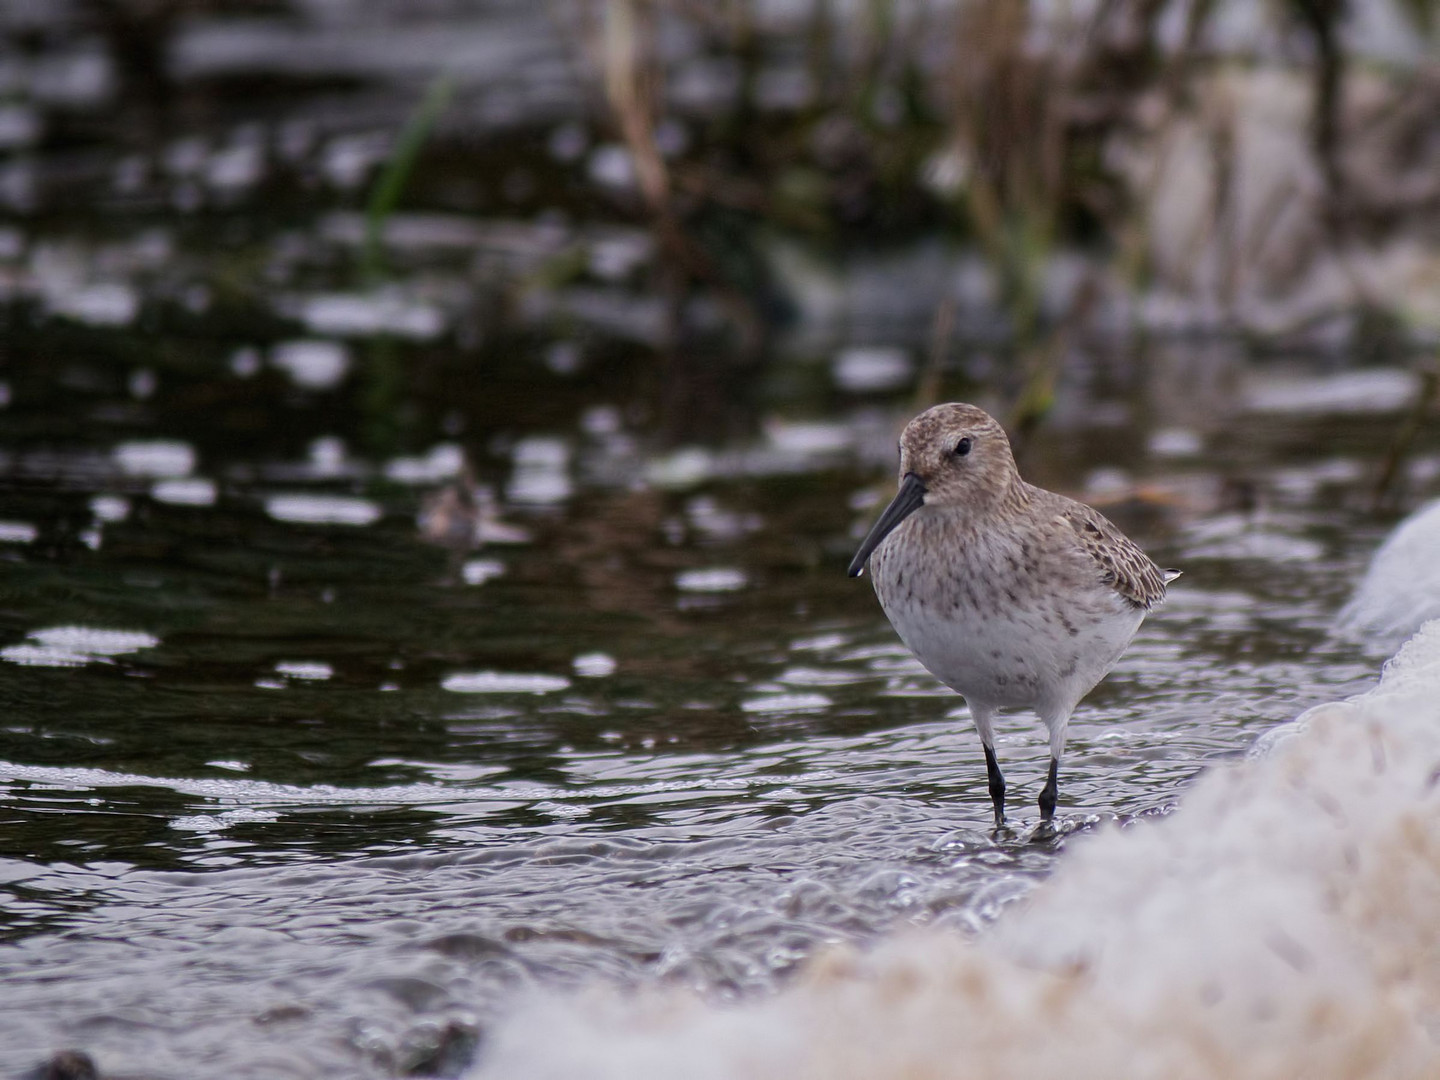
left=983, top=744, right=1006, bottom=826
left=1038, top=756, right=1059, bottom=821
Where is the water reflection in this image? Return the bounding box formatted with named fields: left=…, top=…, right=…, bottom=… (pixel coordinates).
left=113, top=440, right=195, bottom=478
left=269, top=340, right=352, bottom=391
left=2, top=626, right=159, bottom=668
left=264, top=494, right=382, bottom=526
left=441, top=672, right=570, bottom=695
left=151, top=477, right=217, bottom=506
left=0, top=520, right=37, bottom=543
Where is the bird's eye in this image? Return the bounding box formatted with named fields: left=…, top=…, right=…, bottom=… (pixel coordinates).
left=954, top=437, right=972, bottom=457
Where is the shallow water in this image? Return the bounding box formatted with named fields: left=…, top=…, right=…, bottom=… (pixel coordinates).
left=0, top=352, right=1400, bottom=1075
left=476, top=623, right=1440, bottom=1080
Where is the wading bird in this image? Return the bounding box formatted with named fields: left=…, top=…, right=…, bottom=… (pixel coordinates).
left=849, top=403, right=1176, bottom=825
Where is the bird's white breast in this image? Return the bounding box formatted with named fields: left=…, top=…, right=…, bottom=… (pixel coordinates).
left=869, top=510, right=1145, bottom=716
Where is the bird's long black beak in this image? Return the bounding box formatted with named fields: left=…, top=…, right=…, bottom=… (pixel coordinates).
left=847, top=472, right=926, bottom=577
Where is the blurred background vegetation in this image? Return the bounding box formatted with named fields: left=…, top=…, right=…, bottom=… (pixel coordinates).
left=2, top=0, right=1439, bottom=457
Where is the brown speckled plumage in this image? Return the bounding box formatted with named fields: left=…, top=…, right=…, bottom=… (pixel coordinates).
left=1056, top=501, right=1168, bottom=609
left=848, top=402, right=1177, bottom=825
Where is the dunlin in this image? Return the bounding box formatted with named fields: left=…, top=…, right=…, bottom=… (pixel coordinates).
left=848, top=403, right=1176, bottom=825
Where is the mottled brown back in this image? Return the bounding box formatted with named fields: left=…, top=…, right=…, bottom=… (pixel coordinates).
left=1048, top=494, right=1168, bottom=609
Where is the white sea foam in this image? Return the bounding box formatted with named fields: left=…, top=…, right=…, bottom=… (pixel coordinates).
left=171, top=807, right=279, bottom=833
left=1337, top=499, right=1440, bottom=654
left=473, top=622, right=1440, bottom=1080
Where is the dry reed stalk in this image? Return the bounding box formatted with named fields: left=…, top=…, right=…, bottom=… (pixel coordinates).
left=592, top=0, right=767, bottom=399
left=941, top=0, right=1185, bottom=436
left=601, top=0, right=670, bottom=215
left=944, top=0, right=1066, bottom=432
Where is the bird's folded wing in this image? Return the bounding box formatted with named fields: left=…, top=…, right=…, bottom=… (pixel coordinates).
left=1058, top=504, right=1168, bottom=609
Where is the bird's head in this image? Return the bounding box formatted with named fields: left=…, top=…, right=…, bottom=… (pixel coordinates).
left=848, top=403, right=1018, bottom=576
left=896, top=402, right=1017, bottom=507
